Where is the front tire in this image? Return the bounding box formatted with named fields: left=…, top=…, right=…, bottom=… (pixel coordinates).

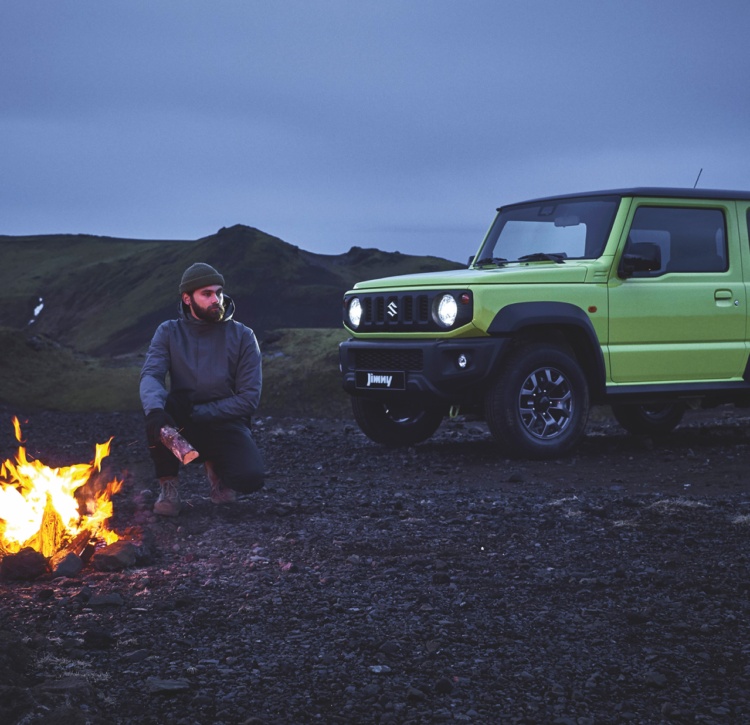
left=351, top=398, right=444, bottom=446
left=611, top=402, right=685, bottom=435
left=485, top=343, right=589, bottom=459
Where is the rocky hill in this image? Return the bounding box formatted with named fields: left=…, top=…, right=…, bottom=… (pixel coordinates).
left=0, top=226, right=462, bottom=413
left=0, top=225, right=462, bottom=356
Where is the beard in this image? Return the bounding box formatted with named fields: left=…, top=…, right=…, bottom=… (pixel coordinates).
left=190, top=296, right=225, bottom=322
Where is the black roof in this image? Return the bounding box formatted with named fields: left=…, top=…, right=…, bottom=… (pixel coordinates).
left=500, top=187, right=750, bottom=210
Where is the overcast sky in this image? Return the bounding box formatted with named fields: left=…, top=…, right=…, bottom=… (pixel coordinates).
left=2, top=1, right=749, bottom=262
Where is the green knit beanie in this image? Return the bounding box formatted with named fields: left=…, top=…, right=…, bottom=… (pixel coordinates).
left=179, top=263, right=225, bottom=294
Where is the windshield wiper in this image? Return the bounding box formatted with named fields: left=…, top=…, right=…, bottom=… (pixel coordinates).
left=517, top=252, right=567, bottom=263
left=473, top=256, right=509, bottom=268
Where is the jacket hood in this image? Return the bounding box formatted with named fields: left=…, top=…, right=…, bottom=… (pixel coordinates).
left=179, top=294, right=236, bottom=323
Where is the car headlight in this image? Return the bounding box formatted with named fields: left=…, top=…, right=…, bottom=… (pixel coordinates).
left=434, top=293, right=458, bottom=328
left=348, top=297, right=362, bottom=328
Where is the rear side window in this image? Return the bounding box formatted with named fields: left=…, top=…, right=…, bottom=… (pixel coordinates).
left=629, top=207, right=727, bottom=274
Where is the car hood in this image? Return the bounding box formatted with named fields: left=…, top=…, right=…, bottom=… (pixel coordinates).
left=351, top=263, right=590, bottom=290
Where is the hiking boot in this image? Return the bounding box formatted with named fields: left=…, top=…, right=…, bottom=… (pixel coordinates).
left=154, top=476, right=181, bottom=517
left=205, top=461, right=238, bottom=504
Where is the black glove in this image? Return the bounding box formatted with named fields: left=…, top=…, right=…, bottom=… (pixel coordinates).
left=145, top=409, right=176, bottom=445
left=166, top=390, right=194, bottom=426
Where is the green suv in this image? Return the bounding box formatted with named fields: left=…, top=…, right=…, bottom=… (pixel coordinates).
left=339, top=188, right=750, bottom=458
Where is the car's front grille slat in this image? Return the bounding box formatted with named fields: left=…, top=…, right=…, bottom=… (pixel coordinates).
left=357, top=293, right=433, bottom=331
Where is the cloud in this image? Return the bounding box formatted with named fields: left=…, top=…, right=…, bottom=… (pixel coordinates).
left=1, top=1, right=749, bottom=261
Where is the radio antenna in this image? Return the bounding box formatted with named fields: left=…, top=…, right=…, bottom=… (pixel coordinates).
left=693, top=168, right=703, bottom=188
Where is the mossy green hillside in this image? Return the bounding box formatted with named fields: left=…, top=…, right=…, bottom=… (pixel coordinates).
left=0, top=327, right=349, bottom=416
left=0, top=226, right=461, bottom=357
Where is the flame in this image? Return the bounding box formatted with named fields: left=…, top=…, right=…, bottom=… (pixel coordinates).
left=0, top=417, right=122, bottom=556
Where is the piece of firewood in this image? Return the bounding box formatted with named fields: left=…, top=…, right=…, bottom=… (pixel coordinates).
left=49, top=529, right=93, bottom=571
left=23, top=496, right=66, bottom=559
left=160, top=426, right=199, bottom=464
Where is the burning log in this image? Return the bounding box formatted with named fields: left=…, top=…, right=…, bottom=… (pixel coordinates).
left=1, top=416, right=122, bottom=565
left=49, top=529, right=95, bottom=576
left=54, top=528, right=93, bottom=561
left=160, top=426, right=199, bottom=464
left=24, top=495, right=67, bottom=559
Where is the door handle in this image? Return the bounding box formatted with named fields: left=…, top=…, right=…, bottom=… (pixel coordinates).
left=714, top=289, right=738, bottom=307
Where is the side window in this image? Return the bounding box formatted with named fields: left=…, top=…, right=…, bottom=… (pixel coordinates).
left=628, top=207, right=727, bottom=275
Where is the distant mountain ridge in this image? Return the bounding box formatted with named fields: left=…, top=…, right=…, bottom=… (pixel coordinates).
left=0, top=225, right=463, bottom=356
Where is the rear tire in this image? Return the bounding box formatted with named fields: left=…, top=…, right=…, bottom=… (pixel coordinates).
left=485, top=343, right=589, bottom=459
left=351, top=398, right=444, bottom=446
left=611, top=402, right=685, bottom=435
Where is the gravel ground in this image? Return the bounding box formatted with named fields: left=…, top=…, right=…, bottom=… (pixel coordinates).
left=1, top=405, right=750, bottom=724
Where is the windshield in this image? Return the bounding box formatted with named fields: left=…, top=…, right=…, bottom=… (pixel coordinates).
left=474, top=195, right=621, bottom=265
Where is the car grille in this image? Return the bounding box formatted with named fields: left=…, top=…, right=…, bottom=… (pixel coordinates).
left=361, top=293, right=430, bottom=330
left=354, top=348, right=424, bottom=371
left=346, top=290, right=472, bottom=332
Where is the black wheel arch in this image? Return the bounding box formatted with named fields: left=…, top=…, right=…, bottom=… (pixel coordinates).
left=487, top=301, right=606, bottom=401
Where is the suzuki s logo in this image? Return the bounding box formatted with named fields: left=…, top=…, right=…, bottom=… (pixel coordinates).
left=386, top=300, right=398, bottom=318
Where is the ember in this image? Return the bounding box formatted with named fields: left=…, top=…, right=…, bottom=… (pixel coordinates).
left=0, top=417, right=122, bottom=559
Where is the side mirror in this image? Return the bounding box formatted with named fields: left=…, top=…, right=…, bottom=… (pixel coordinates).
left=619, top=242, right=661, bottom=278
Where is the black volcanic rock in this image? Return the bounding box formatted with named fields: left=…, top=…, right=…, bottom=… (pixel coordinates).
left=1, top=405, right=750, bottom=723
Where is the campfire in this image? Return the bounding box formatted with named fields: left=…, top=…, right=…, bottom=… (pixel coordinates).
left=0, top=417, right=122, bottom=562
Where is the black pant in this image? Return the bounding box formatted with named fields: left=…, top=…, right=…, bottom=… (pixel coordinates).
left=149, top=419, right=265, bottom=493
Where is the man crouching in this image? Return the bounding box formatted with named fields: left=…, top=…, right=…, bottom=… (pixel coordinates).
left=140, top=262, right=265, bottom=516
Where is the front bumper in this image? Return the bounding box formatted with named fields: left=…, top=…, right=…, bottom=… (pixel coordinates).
left=339, top=337, right=510, bottom=404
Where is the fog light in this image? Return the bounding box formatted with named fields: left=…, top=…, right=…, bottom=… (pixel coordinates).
left=457, top=353, right=468, bottom=369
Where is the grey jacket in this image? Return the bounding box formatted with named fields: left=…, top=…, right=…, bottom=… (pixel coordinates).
left=139, top=296, right=262, bottom=423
